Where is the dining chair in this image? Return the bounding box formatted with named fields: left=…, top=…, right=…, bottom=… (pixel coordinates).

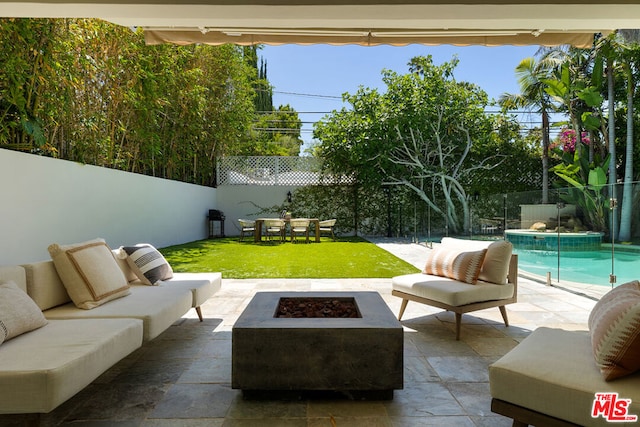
left=319, top=219, right=337, bottom=241
left=263, top=219, right=286, bottom=242
left=238, top=219, right=256, bottom=241
left=289, top=218, right=311, bottom=243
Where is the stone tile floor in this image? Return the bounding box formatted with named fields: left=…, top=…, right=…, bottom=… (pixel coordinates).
left=1, top=238, right=608, bottom=427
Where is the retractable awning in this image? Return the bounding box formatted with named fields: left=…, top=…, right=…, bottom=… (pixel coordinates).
left=143, top=28, right=604, bottom=48
left=1, top=0, right=638, bottom=47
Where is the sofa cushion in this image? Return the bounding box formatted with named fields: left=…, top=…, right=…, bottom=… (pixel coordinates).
left=48, top=238, right=130, bottom=310
left=119, top=244, right=173, bottom=286
left=423, top=246, right=486, bottom=285
left=392, top=273, right=514, bottom=306
left=440, top=237, right=512, bottom=284
left=490, top=327, right=640, bottom=427
left=44, top=285, right=193, bottom=342
left=22, top=261, right=71, bottom=311
left=0, top=265, right=27, bottom=292
left=0, top=318, right=142, bottom=414
left=588, top=280, right=640, bottom=381
left=0, top=281, right=48, bottom=346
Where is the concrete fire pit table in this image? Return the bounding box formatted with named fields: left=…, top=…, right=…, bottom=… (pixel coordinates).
left=232, top=291, right=403, bottom=399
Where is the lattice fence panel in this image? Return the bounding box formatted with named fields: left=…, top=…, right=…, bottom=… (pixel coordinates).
left=217, top=156, right=353, bottom=186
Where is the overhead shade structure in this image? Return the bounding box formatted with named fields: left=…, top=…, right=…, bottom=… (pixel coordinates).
left=1, top=0, right=638, bottom=47
left=143, top=28, right=605, bottom=48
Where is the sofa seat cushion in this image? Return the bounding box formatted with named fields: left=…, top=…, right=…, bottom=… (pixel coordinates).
left=0, top=318, right=142, bottom=414
left=44, top=285, right=192, bottom=342
left=157, top=272, right=222, bottom=307
left=392, top=273, right=514, bottom=307
left=490, top=327, right=640, bottom=427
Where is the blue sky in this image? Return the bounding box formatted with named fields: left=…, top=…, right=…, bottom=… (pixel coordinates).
left=261, top=43, right=541, bottom=151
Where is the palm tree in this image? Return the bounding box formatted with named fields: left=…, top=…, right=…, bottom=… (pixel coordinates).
left=603, top=30, right=639, bottom=242
left=499, top=56, right=560, bottom=204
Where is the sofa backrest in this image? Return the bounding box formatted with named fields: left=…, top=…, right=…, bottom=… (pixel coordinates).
left=0, top=265, right=27, bottom=292
left=21, top=249, right=138, bottom=311
left=22, top=261, right=71, bottom=311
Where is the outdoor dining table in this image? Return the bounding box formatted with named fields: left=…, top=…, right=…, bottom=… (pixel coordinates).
left=253, top=218, right=321, bottom=243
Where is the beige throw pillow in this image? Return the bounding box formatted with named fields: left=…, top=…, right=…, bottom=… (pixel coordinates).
left=0, top=281, right=48, bottom=346
left=478, top=240, right=513, bottom=285
left=423, top=247, right=487, bottom=285
left=48, top=238, right=130, bottom=309
left=588, top=280, right=640, bottom=381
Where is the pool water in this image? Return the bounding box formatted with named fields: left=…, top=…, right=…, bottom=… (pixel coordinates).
left=514, top=248, right=640, bottom=287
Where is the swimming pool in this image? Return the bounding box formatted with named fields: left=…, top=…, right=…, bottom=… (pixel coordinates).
left=514, top=247, right=640, bottom=287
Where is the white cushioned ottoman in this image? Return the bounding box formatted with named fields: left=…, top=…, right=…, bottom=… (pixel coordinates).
left=490, top=327, right=640, bottom=427
left=0, top=318, right=142, bottom=413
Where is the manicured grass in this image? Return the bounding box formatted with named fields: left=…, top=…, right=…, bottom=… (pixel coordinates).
left=160, top=236, right=419, bottom=279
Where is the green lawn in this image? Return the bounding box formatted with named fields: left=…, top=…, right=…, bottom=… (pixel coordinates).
left=160, top=236, right=419, bottom=279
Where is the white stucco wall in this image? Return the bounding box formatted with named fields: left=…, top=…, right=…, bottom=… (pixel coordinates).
left=216, top=185, right=298, bottom=237
left=0, top=149, right=217, bottom=265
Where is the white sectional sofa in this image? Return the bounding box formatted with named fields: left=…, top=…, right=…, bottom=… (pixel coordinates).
left=0, top=238, right=221, bottom=415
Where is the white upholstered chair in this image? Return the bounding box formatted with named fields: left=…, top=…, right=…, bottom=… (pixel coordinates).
left=318, top=219, right=336, bottom=241
left=238, top=219, right=255, bottom=241
left=289, top=218, right=311, bottom=243
left=392, top=238, right=517, bottom=340
left=263, top=219, right=286, bottom=242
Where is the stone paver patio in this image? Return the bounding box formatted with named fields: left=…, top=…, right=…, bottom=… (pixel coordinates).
left=0, top=238, right=607, bottom=427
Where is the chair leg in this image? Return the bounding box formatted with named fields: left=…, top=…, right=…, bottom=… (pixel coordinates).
left=499, top=306, right=510, bottom=327
left=196, top=306, right=203, bottom=322
left=455, top=313, right=462, bottom=340
left=398, top=299, right=409, bottom=320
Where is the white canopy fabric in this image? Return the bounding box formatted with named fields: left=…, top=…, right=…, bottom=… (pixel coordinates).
left=143, top=28, right=604, bottom=48
left=1, top=0, right=637, bottom=46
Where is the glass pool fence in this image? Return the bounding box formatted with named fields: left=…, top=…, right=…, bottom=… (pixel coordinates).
left=401, top=181, right=640, bottom=288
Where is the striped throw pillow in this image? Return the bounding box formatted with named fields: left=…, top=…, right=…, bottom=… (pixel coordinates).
left=120, top=244, right=173, bottom=286
left=423, top=247, right=487, bottom=285
left=588, top=280, right=640, bottom=381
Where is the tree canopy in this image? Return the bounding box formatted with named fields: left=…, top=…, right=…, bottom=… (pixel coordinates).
left=0, top=18, right=302, bottom=186
left=314, top=55, right=540, bottom=233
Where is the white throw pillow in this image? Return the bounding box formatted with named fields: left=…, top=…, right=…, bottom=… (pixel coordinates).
left=48, top=238, right=130, bottom=309
left=0, top=281, right=48, bottom=346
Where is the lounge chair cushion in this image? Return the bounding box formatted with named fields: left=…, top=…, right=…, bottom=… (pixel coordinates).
left=48, top=238, right=130, bottom=309
left=588, top=280, right=640, bottom=381
left=393, top=273, right=514, bottom=306
left=423, top=246, right=486, bottom=284
left=0, top=281, right=48, bottom=345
